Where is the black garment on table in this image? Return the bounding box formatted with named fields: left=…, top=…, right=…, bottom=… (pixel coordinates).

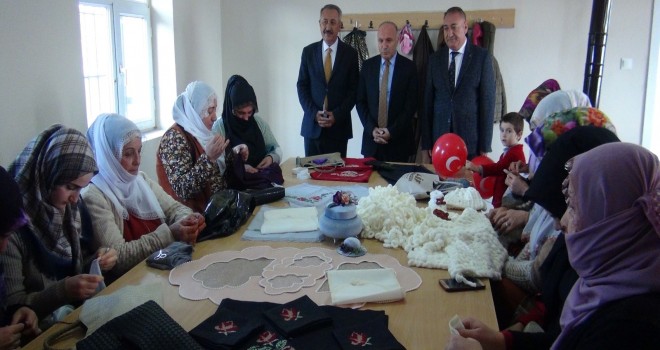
left=333, top=318, right=405, bottom=350
left=222, top=75, right=267, bottom=167
left=411, top=25, right=435, bottom=162
left=508, top=234, right=578, bottom=350
left=189, top=307, right=263, bottom=349
left=214, top=298, right=396, bottom=350
left=77, top=300, right=203, bottom=350
left=146, top=241, right=193, bottom=270
left=343, top=27, right=369, bottom=71
left=364, top=160, right=433, bottom=185
left=263, top=295, right=331, bottom=337
left=555, top=293, right=660, bottom=350
left=524, top=127, right=619, bottom=219
left=226, top=150, right=284, bottom=191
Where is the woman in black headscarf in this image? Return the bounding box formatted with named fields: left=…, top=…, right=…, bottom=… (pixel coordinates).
left=212, top=75, right=283, bottom=188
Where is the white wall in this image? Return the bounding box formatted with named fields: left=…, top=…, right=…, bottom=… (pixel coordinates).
left=0, top=0, right=87, bottom=166
left=220, top=0, right=651, bottom=161
left=0, top=0, right=654, bottom=176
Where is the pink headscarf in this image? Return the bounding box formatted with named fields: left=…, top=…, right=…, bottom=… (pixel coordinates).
left=553, top=143, right=660, bottom=349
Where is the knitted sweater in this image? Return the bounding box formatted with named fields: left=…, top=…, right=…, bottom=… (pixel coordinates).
left=0, top=231, right=81, bottom=318
left=81, top=172, right=192, bottom=275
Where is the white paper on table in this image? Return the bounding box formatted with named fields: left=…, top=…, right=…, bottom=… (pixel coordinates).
left=260, top=207, right=319, bottom=234
left=326, top=268, right=404, bottom=305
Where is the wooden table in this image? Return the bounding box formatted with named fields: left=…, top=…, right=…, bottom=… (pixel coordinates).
left=24, top=158, right=497, bottom=349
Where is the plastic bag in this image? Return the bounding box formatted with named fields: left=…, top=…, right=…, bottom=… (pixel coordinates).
left=198, top=189, right=255, bottom=242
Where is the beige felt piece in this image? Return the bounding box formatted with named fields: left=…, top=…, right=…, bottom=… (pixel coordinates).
left=169, top=246, right=422, bottom=307
left=326, top=268, right=404, bottom=305
left=260, top=206, right=319, bottom=234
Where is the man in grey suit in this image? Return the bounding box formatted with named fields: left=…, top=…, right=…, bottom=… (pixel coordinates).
left=356, top=22, right=418, bottom=162
left=422, top=6, right=495, bottom=160
left=297, top=4, right=359, bottom=157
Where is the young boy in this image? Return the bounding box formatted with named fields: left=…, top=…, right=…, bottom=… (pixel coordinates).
left=466, top=112, right=526, bottom=207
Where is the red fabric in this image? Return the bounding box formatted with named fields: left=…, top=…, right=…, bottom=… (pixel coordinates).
left=516, top=299, right=547, bottom=327
left=480, top=144, right=526, bottom=207
left=310, top=157, right=375, bottom=183
left=502, top=330, right=514, bottom=350
left=472, top=22, right=483, bottom=47
left=123, top=212, right=163, bottom=242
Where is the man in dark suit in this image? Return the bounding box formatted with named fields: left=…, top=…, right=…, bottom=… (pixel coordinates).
left=422, top=6, right=495, bottom=160
left=356, top=21, right=418, bottom=162
left=297, top=4, right=359, bottom=157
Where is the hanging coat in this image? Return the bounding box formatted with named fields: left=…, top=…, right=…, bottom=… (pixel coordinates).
left=343, top=27, right=369, bottom=71
left=411, top=25, right=435, bottom=163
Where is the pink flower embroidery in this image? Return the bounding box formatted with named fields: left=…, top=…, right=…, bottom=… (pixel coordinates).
left=257, top=330, right=279, bottom=345
left=214, top=321, right=239, bottom=335
left=349, top=332, right=372, bottom=346
left=280, top=307, right=302, bottom=321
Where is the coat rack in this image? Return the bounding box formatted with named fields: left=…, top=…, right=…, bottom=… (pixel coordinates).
left=342, top=9, right=515, bottom=31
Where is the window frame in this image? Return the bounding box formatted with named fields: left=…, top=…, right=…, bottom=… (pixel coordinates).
left=79, top=0, right=156, bottom=131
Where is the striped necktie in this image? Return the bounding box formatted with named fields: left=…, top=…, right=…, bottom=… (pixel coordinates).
left=448, top=51, right=459, bottom=91
left=378, top=59, right=391, bottom=128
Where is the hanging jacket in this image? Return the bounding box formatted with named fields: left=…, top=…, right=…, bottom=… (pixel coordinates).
left=411, top=24, right=435, bottom=162
left=343, top=27, right=369, bottom=71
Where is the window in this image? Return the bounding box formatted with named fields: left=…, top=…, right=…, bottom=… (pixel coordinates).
left=79, top=0, right=156, bottom=130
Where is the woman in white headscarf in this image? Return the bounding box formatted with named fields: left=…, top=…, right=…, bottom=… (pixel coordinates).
left=84, top=114, right=204, bottom=276
left=156, top=81, right=230, bottom=213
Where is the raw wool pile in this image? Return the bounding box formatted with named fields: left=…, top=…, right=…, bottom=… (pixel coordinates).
left=357, top=185, right=507, bottom=283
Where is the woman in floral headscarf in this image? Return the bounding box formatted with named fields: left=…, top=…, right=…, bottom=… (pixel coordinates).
left=0, top=125, right=116, bottom=323
left=157, top=81, right=230, bottom=213
left=84, top=114, right=203, bottom=276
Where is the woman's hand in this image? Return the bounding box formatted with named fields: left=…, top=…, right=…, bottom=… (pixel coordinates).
left=257, top=155, right=273, bottom=169
left=490, top=208, right=529, bottom=235
left=505, top=171, right=529, bottom=197
left=96, top=247, right=117, bottom=271
left=0, top=324, right=23, bottom=350
left=65, top=274, right=104, bottom=300
left=205, top=135, right=229, bottom=162
left=11, top=306, right=41, bottom=338
left=170, top=214, right=203, bottom=244
left=458, top=317, right=506, bottom=350
left=233, top=144, right=249, bottom=161
left=445, top=334, right=483, bottom=350
left=244, top=164, right=258, bottom=174
left=508, top=161, right=529, bottom=174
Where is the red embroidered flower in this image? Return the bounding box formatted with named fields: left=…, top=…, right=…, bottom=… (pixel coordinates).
left=214, top=321, right=239, bottom=335
left=349, top=332, right=372, bottom=346
left=280, top=307, right=302, bottom=321
left=257, top=330, right=279, bottom=345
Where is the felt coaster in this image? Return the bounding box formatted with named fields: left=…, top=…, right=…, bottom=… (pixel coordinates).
left=333, top=318, right=406, bottom=350
left=262, top=295, right=331, bottom=337
left=189, top=307, right=263, bottom=349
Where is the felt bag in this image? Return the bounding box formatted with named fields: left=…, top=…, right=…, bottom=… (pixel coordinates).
left=296, top=152, right=345, bottom=169
left=199, top=189, right=255, bottom=242
left=310, top=157, right=374, bottom=183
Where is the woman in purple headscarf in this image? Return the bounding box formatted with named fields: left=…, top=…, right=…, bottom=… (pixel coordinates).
left=551, top=142, right=660, bottom=349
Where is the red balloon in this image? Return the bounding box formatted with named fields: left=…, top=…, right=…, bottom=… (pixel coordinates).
left=432, top=133, right=468, bottom=178
left=470, top=155, right=495, bottom=199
